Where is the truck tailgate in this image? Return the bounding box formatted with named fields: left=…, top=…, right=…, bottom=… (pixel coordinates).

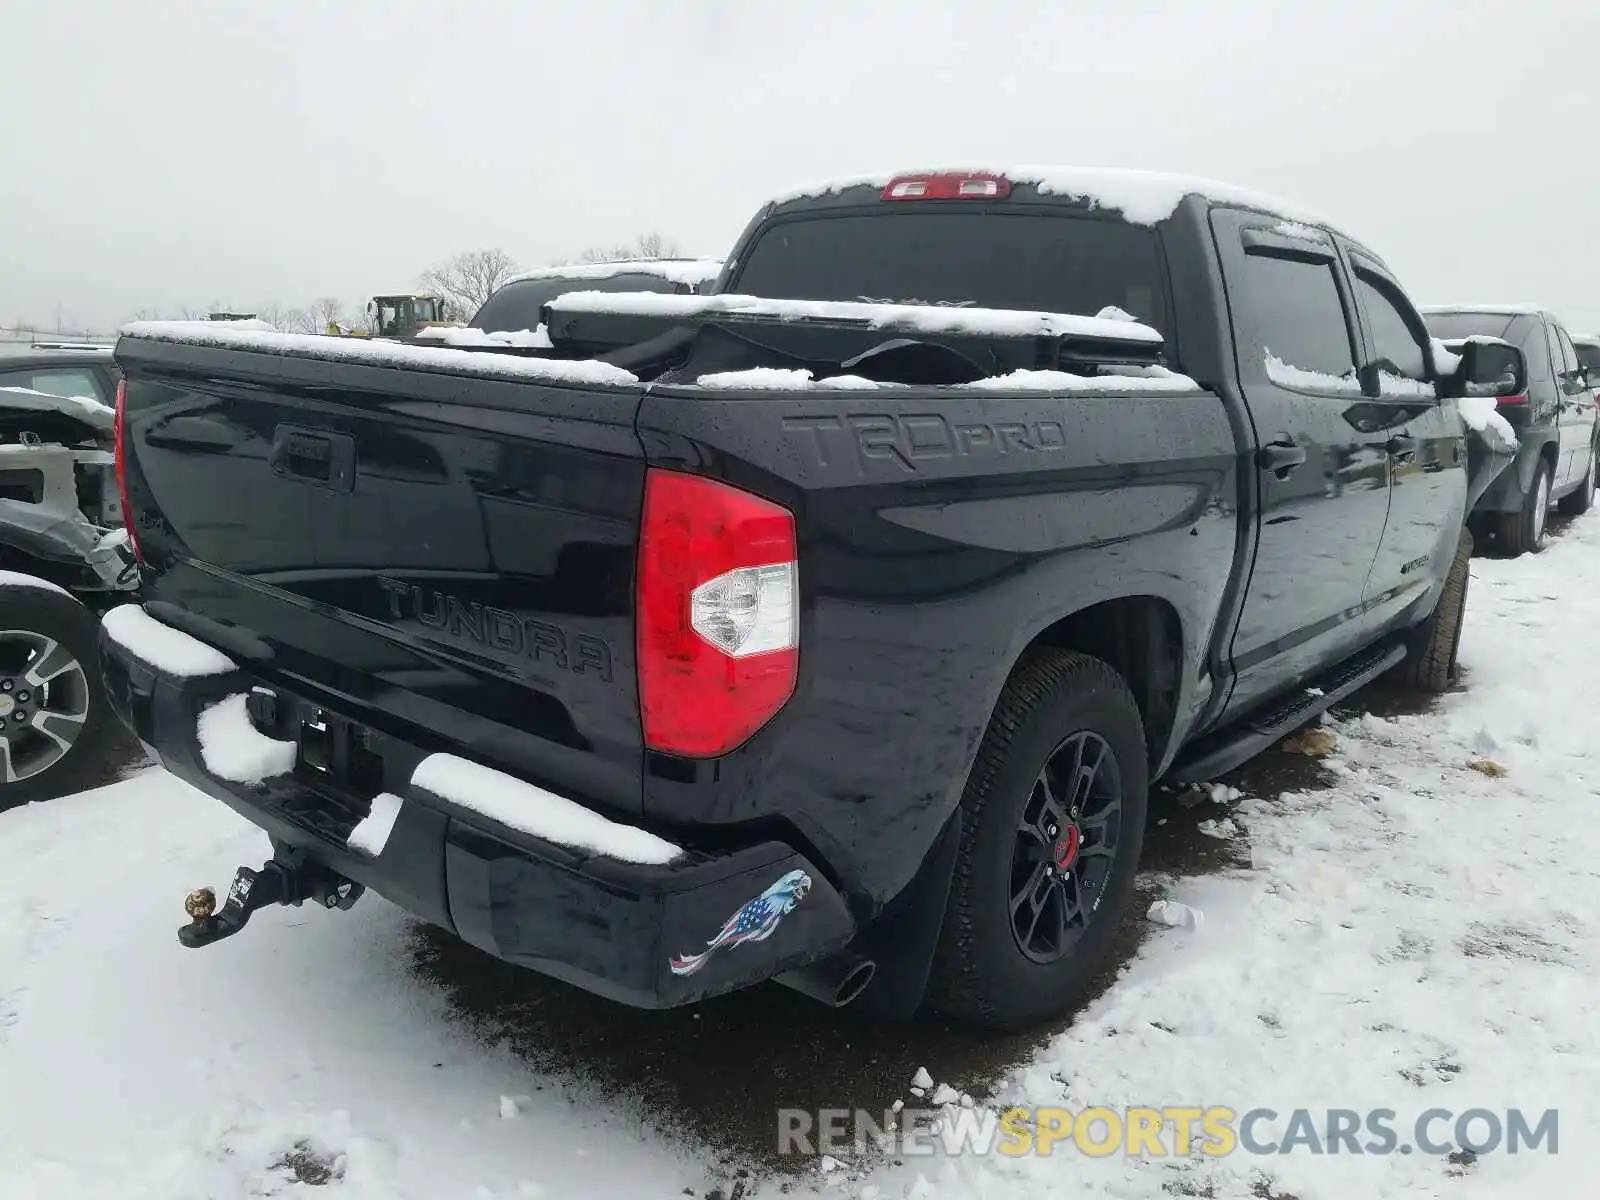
left=115, top=333, right=648, bottom=816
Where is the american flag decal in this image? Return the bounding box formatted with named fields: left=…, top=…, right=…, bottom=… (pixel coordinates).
left=669, top=869, right=813, bottom=977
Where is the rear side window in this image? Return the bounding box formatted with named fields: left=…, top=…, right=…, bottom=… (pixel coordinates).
left=0, top=367, right=107, bottom=403
left=729, top=211, right=1170, bottom=333
left=1516, top=318, right=1555, bottom=389
left=1421, top=311, right=1516, bottom=341
left=1555, top=326, right=1581, bottom=375
left=470, top=273, right=681, bottom=332
left=1231, top=248, right=1356, bottom=384
left=1354, top=271, right=1427, bottom=382
left=1575, top=342, right=1600, bottom=375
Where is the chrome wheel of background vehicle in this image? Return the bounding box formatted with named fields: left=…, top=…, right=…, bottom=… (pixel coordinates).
left=0, top=583, right=118, bottom=811
left=0, top=630, right=90, bottom=783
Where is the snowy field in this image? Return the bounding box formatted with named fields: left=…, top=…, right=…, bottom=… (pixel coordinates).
left=3, top=519, right=1598, bottom=1200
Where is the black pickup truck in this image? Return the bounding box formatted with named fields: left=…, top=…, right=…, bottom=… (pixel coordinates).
left=101, top=168, right=1520, bottom=1032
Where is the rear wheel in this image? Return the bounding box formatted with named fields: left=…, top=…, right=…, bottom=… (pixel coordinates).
left=927, top=650, right=1147, bottom=1032
left=1558, top=443, right=1597, bottom=516
left=1394, top=529, right=1472, bottom=693
left=1497, top=460, right=1551, bottom=556
left=0, top=583, right=116, bottom=812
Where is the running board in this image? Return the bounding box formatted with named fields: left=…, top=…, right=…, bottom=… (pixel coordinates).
left=1166, top=639, right=1406, bottom=785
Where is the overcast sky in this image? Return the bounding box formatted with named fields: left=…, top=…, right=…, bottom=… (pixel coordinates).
left=3, top=0, right=1596, bottom=333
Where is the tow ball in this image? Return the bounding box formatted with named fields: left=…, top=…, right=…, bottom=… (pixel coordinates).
left=179, top=854, right=365, bottom=949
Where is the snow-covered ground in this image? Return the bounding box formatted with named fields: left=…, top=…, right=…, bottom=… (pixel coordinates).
left=4, top=519, right=1599, bottom=1198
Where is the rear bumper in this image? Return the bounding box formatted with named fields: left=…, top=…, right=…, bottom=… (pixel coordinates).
left=98, top=606, right=855, bottom=1009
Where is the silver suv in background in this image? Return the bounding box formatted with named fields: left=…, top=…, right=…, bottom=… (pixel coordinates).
left=1422, top=306, right=1597, bottom=554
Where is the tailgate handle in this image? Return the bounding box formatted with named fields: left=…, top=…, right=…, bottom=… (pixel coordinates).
left=269, top=425, right=356, bottom=493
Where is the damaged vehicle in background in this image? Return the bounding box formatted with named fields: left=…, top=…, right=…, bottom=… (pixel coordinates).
left=0, top=376, right=137, bottom=807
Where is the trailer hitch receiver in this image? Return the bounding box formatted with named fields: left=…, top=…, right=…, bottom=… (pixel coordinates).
left=179, top=855, right=365, bottom=949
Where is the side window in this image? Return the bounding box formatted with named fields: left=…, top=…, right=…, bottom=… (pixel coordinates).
left=1353, top=271, right=1428, bottom=383
left=1546, top=323, right=1565, bottom=384
left=1234, top=248, right=1357, bottom=390
left=1516, top=319, right=1555, bottom=389
left=1556, top=326, right=1581, bottom=375
left=0, top=368, right=106, bottom=403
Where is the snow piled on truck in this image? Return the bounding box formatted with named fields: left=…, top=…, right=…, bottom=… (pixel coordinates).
left=500, top=258, right=725, bottom=288
left=546, top=291, right=1165, bottom=343
left=690, top=366, right=1201, bottom=392
left=196, top=693, right=296, bottom=786
left=766, top=165, right=1334, bottom=228
left=411, top=753, right=682, bottom=866
left=412, top=325, right=554, bottom=349
left=101, top=604, right=236, bottom=677
left=1459, top=394, right=1520, bottom=451
left=1265, top=352, right=1437, bottom=400
left=118, top=322, right=638, bottom=387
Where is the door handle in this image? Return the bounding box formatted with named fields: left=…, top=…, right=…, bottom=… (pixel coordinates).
left=1386, top=435, right=1417, bottom=462
left=1257, top=440, right=1307, bottom=478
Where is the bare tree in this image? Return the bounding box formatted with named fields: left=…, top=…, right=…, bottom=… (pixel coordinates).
left=254, top=302, right=303, bottom=332
left=305, top=296, right=347, bottom=333
left=418, top=249, right=522, bottom=320
left=578, top=231, right=682, bottom=264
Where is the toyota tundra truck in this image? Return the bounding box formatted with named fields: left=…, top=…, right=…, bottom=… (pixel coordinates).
left=100, top=168, right=1519, bottom=1032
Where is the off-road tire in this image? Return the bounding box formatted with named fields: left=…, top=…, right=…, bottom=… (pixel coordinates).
left=926, top=650, right=1147, bottom=1032
left=1497, top=460, right=1551, bottom=556
left=1394, top=529, right=1472, bottom=694
left=0, top=583, right=116, bottom=812
left=1558, top=442, right=1597, bottom=516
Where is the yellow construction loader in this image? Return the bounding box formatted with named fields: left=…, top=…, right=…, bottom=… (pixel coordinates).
left=327, top=295, right=458, bottom=339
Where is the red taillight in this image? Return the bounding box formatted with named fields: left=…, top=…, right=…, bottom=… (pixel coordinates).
left=1496, top=393, right=1528, bottom=407
left=113, top=378, right=142, bottom=563
left=637, top=469, right=798, bottom=758
left=881, top=172, right=1012, bottom=201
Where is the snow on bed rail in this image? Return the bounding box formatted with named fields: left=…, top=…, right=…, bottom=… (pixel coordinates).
left=101, top=604, right=236, bottom=677
left=963, top=366, right=1202, bottom=392
left=118, top=321, right=637, bottom=387
left=693, top=368, right=888, bottom=390
left=765, top=165, right=1333, bottom=228
left=500, top=258, right=725, bottom=288
left=197, top=694, right=296, bottom=785
left=411, top=754, right=682, bottom=866
left=689, top=365, right=1200, bottom=392
left=412, top=325, right=553, bottom=349
left=546, top=291, right=1164, bottom=343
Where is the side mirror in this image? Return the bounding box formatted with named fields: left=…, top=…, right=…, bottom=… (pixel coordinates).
left=1442, top=338, right=1526, bottom=400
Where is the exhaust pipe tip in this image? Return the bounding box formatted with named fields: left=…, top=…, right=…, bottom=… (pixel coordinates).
left=833, top=960, right=876, bottom=1007
left=775, top=952, right=876, bottom=1009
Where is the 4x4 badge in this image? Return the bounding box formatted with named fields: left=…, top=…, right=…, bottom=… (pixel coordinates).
left=669, top=869, right=812, bottom=977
